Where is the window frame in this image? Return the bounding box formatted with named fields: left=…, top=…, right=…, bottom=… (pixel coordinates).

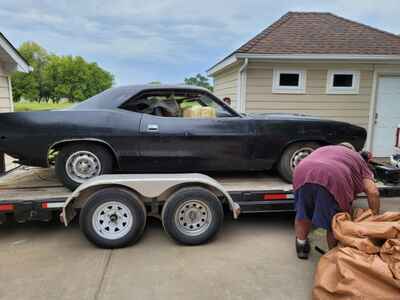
left=119, top=89, right=241, bottom=118
left=272, top=68, right=306, bottom=94
left=326, top=70, right=360, bottom=94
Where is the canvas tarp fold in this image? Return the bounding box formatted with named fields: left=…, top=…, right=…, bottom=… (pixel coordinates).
left=313, top=209, right=400, bottom=299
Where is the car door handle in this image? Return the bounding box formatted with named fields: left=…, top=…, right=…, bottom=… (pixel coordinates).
left=147, top=124, right=159, bottom=132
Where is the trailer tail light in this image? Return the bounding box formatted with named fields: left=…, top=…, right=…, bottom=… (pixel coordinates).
left=0, top=204, right=14, bottom=212
left=264, top=194, right=288, bottom=200
left=396, top=128, right=400, bottom=148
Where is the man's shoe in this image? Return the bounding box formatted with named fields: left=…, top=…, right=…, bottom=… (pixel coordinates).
left=296, top=239, right=311, bottom=259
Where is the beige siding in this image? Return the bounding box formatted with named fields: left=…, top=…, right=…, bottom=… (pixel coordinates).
left=0, top=63, right=12, bottom=112
left=213, top=64, right=240, bottom=109
left=245, top=62, right=374, bottom=128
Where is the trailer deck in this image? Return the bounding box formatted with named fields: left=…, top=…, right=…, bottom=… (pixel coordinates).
left=1, top=166, right=400, bottom=222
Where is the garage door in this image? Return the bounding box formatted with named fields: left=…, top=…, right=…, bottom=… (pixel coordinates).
left=372, top=76, right=400, bottom=157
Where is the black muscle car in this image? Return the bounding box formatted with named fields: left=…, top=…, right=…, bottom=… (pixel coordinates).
left=0, top=85, right=367, bottom=190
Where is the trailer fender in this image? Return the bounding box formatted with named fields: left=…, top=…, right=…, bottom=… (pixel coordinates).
left=62, top=173, right=240, bottom=225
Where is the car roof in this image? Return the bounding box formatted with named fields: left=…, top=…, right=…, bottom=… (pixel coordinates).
left=71, top=84, right=211, bottom=110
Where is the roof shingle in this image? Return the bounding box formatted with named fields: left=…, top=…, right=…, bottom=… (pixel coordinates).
left=236, top=12, right=400, bottom=55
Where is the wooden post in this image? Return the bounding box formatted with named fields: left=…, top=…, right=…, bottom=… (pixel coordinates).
left=0, top=153, right=5, bottom=175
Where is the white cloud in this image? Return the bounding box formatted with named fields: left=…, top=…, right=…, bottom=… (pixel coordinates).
left=0, top=0, right=399, bottom=84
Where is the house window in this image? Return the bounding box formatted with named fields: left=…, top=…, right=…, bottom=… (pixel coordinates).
left=272, top=69, right=306, bottom=93
left=327, top=70, right=360, bottom=94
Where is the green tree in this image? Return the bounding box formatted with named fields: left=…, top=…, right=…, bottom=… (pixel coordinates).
left=11, top=41, right=49, bottom=102
left=184, top=74, right=213, bottom=91
left=44, top=55, right=114, bottom=103
left=11, top=41, right=114, bottom=103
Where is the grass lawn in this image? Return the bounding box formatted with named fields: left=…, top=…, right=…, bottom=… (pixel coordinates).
left=14, top=101, right=73, bottom=112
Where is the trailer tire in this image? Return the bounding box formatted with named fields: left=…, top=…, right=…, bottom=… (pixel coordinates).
left=79, top=187, right=146, bottom=249
left=277, top=142, right=319, bottom=183
left=162, top=187, right=223, bottom=245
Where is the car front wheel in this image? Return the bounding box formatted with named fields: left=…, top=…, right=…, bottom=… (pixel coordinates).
left=55, top=143, right=113, bottom=190
left=277, top=142, right=320, bottom=183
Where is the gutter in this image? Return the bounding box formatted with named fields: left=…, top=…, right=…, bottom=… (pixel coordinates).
left=208, top=53, right=400, bottom=76
left=236, top=58, right=248, bottom=112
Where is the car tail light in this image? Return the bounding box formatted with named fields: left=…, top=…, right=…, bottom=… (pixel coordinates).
left=396, top=128, right=400, bottom=148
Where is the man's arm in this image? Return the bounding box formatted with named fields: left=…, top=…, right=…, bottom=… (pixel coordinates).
left=363, top=178, right=380, bottom=215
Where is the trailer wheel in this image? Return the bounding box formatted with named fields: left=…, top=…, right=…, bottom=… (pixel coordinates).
left=162, top=187, right=224, bottom=245
left=79, top=187, right=146, bottom=249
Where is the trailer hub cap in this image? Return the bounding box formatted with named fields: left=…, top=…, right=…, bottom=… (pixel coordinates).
left=92, top=201, right=133, bottom=240
left=290, top=147, right=314, bottom=171
left=175, top=200, right=212, bottom=236
left=66, top=151, right=102, bottom=183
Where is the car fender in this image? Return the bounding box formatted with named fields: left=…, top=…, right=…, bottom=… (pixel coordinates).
left=62, top=173, right=240, bottom=225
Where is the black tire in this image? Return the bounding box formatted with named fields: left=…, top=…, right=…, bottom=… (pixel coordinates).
left=277, top=142, right=320, bottom=183
left=161, top=187, right=224, bottom=245
left=79, top=187, right=147, bottom=249
left=55, top=143, right=113, bottom=190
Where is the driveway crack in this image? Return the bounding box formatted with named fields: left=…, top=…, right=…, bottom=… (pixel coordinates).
left=94, top=249, right=113, bottom=300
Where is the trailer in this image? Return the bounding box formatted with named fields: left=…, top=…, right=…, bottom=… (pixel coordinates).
left=1, top=165, right=400, bottom=248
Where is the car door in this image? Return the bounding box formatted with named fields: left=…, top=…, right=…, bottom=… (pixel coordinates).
left=139, top=114, right=254, bottom=171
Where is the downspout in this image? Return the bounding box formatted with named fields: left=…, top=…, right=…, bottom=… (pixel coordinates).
left=237, top=58, right=248, bottom=113
left=7, top=76, right=13, bottom=112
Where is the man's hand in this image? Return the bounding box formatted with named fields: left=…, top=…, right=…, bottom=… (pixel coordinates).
left=363, top=178, right=380, bottom=215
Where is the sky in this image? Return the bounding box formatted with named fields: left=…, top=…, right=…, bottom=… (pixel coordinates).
left=1, top=0, right=400, bottom=85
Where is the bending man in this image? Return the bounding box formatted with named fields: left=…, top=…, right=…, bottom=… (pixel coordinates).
left=293, top=143, right=380, bottom=259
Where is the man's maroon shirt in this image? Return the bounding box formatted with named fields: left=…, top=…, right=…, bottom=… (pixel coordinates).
left=293, top=145, right=373, bottom=212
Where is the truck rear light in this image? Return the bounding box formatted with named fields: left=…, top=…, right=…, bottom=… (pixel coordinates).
left=396, top=128, right=400, bottom=148
left=0, top=204, right=14, bottom=212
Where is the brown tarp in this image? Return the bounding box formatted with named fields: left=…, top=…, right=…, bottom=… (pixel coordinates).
left=313, top=209, right=400, bottom=299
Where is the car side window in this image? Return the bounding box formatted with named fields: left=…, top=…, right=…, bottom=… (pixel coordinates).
left=120, top=90, right=234, bottom=118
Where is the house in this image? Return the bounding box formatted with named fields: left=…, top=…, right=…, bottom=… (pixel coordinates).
left=0, top=33, right=30, bottom=112
left=208, top=12, right=400, bottom=157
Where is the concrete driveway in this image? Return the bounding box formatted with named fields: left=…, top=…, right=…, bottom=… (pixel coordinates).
left=0, top=198, right=398, bottom=300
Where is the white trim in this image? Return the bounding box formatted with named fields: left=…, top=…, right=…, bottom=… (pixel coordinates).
left=272, top=68, right=306, bottom=94
left=207, top=55, right=238, bottom=76
left=236, top=58, right=248, bottom=112
left=366, top=69, right=378, bottom=151
left=7, top=76, right=13, bottom=112
left=326, top=70, right=360, bottom=94
left=208, top=53, right=400, bottom=76
left=0, top=36, right=30, bottom=73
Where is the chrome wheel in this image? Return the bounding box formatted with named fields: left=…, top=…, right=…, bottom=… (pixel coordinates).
left=290, top=147, right=314, bottom=170
left=174, top=200, right=212, bottom=237
left=92, top=201, right=133, bottom=240
left=65, top=150, right=101, bottom=183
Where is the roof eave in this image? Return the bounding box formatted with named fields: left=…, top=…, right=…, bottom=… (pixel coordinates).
left=208, top=53, right=400, bottom=75
left=207, top=54, right=238, bottom=76
left=0, top=33, right=31, bottom=73
left=235, top=53, right=400, bottom=61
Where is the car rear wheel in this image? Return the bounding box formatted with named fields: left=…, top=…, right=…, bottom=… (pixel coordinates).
left=277, top=142, right=320, bottom=183
left=55, top=143, right=113, bottom=190
left=161, top=187, right=224, bottom=245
